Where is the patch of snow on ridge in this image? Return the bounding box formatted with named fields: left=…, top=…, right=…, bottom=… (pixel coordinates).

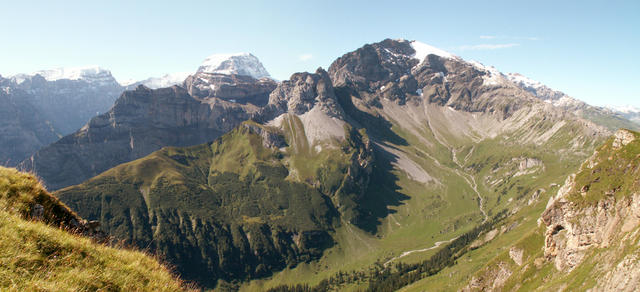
left=507, top=73, right=543, bottom=89
left=133, top=72, right=191, bottom=89
left=10, top=66, right=115, bottom=84
left=34, top=66, right=112, bottom=82
left=470, top=60, right=503, bottom=86
left=608, top=105, right=640, bottom=114
left=552, top=96, right=582, bottom=108
left=410, top=41, right=456, bottom=63
left=197, top=52, right=271, bottom=79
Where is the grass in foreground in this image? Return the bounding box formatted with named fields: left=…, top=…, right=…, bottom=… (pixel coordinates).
left=0, top=166, right=189, bottom=291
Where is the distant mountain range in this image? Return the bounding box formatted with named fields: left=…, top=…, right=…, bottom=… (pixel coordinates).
left=7, top=67, right=123, bottom=135
left=607, top=104, right=640, bottom=124
left=506, top=72, right=639, bottom=131
left=0, top=53, right=275, bottom=166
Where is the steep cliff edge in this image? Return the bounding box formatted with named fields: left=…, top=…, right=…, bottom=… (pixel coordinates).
left=464, top=129, right=640, bottom=291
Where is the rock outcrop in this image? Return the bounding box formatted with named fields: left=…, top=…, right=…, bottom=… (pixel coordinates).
left=541, top=129, right=640, bottom=272
left=263, top=68, right=345, bottom=118
left=185, top=73, right=277, bottom=106
left=542, top=192, right=640, bottom=271
left=464, top=129, right=640, bottom=291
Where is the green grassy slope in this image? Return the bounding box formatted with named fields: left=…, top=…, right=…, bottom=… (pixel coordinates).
left=55, top=120, right=373, bottom=288
left=446, top=129, right=640, bottom=291
left=55, top=95, right=608, bottom=291
left=240, top=93, right=605, bottom=291
left=0, top=167, right=187, bottom=291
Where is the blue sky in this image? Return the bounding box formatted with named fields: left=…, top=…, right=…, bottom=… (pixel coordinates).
left=1, top=0, right=638, bottom=107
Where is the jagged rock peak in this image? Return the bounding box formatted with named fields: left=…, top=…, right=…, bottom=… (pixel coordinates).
left=267, top=68, right=344, bottom=118
left=196, top=52, right=271, bottom=79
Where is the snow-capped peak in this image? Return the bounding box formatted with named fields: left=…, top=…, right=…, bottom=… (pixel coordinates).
left=35, top=66, right=112, bottom=82
left=607, top=105, right=640, bottom=114
left=196, top=52, right=270, bottom=79
left=123, top=72, right=191, bottom=89
left=10, top=66, right=116, bottom=85
left=409, top=40, right=456, bottom=62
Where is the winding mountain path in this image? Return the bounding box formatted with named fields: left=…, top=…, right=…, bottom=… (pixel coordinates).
left=384, top=237, right=458, bottom=267
left=382, top=147, right=487, bottom=268
left=380, top=120, right=488, bottom=268
left=452, top=148, right=488, bottom=223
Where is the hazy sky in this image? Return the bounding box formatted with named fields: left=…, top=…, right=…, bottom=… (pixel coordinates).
left=1, top=0, right=638, bottom=107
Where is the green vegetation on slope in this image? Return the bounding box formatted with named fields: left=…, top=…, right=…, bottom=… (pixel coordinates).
left=569, top=130, right=640, bottom=205
left=56, top=121, right=374, bottom=288
left=0, top=167, right=187, bottom=291
left=457, top=129, right=640, bottom=291
left=241, top=90, right=604, bottom=291
left=265, top=210, right=507, bottom=292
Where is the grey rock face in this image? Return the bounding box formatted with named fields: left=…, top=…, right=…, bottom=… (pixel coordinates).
left=9, top=72, right=123, bottom=135
left=242, top=123, right=287, bottom=149
left=20, top=85, right=261, bottom=190
left=328, top=39, right=530, bottom=119
left=264, top=68, right=345, bottom=119
left=185, top=72, right=277, bottom=106
left=542, top=190, right=640, bottom=272
left=0, top=82, right=59, bottom=165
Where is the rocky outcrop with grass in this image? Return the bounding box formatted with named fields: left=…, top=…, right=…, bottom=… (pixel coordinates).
left=464, top=129, right=640, bottom=291
left=0, top=167, right=188, bottom=291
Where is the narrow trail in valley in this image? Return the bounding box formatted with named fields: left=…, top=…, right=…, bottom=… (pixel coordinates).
left=381, top=121, right=487, bottom=268
left=452, top=148, right=488, bottom=223
left=384, top=237, right=458, bottom=267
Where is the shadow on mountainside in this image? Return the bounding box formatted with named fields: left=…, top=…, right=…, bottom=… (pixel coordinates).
left=335, top=86, right=410, bottom=234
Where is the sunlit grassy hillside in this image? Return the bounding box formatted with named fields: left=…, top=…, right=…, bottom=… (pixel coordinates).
left=0, top=166, right=189, bottom=291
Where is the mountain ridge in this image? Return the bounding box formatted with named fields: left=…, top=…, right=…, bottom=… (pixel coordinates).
left=48, top=39, right=615, bottom=290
